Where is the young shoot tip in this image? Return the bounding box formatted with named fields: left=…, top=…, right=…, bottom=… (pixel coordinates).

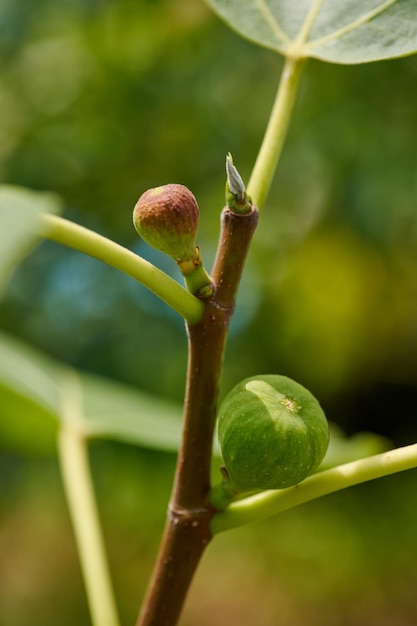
left=226, top=154, right=245, bottom=201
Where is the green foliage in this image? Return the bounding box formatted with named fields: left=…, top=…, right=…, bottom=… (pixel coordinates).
left=0, top=330, right=183, bottom=454
left=0, top=185, right=62, bottom=294
left=205, top=0, right=417, bottom=64
left=2, top=1, right=417, bottom=416
left=80, top=373, right=182, bottom=449
left=2, top=1, right=417, bottom=624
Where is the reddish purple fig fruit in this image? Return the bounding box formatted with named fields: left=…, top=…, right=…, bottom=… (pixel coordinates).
left=133, top=184, right=199, bottom=266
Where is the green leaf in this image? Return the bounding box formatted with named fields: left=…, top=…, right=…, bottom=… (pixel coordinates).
left=0, top=382, right=58, bottom=455
left=0, top=331, right=183, bottom=454
left=0, top=333, right=61, bottom=454
left=0, top=331, right=62, bottom=416
left=205, top=0, right=417, bottom=64
left=0, top=185, right=62, bottom=296
left=78, top=374, right=182, bottom=450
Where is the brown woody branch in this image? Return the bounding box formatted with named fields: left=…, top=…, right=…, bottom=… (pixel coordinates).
left=136, top=205, right=258, bottom=626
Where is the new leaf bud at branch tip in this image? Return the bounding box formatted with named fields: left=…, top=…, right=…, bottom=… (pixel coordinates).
left=225, top=153, right=252, bottom=214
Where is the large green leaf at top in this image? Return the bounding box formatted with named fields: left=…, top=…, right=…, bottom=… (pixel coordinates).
left=0, top=330, right=183, bottom=454
left=0, top=185, right=62, bottom=296
left=205, top=0, right=417, bottom=64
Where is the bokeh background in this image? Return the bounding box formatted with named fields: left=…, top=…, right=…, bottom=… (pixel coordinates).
left=2, top=0, right=417, bottom=624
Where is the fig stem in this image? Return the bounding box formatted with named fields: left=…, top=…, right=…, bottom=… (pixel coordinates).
left=39, top=214, right=204, bottom=324
left=181, top=248, right=214, bottom=298
left=136, top=205, right=259, bottom=626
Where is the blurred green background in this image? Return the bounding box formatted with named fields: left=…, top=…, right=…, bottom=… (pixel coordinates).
left=2, top=0, right=417, bottom=624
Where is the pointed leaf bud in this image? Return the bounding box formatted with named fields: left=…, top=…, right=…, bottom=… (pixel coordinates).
left=225, top=153, right=252, bottom=214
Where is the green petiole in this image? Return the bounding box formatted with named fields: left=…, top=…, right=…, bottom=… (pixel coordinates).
left=40, top=214, right=205, bottom=325
left=247, top=55, right=305, bottom=210
left=58, top=371, right=120, bottom=626
left=211, top=443, right=417, bottom=534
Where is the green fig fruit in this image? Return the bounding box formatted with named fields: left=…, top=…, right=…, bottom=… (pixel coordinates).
left=218, top=375, right=329, bottom=493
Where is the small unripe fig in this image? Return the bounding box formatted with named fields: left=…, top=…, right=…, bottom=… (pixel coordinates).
left=133, top=184, right=199, bottom=270
left=218, top=375, right=329, bottom=493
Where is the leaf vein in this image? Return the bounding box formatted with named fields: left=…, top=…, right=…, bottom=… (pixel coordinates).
left=294, top=0, right=326, bottom=46
left=307, top=0, right=399, bottom=50
left=254, top=0, right=292, bottom=46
